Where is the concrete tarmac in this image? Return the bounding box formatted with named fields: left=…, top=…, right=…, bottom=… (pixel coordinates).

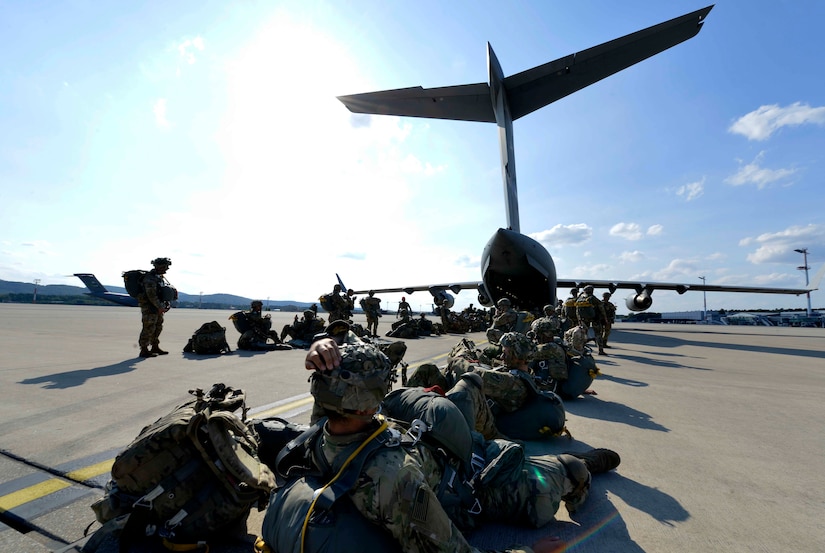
left=1, top=304, right=823, bottom=552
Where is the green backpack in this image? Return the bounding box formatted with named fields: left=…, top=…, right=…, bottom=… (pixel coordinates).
left=90, top=384, right=275, bottom=549
left=183, top=321, right=232, bottom=354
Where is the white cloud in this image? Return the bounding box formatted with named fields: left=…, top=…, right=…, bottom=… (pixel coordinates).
left=153, top=98, right=170, bottom=129
left=610, top=222, right=643, bottom=241
left=618, top=250, right=645, bottom=263
left=653, top=258, right=701, bottom=280
left=647, top=224, right=663, bottom=236
left=729, top=102, right=825, bottom=141
left=529, top=224, right=592, bottom=246
left=725, top=152, right=795, bottom=189
left=675, top=177, right=705, bottom=201
left=740, top=224, right=825, bottom=264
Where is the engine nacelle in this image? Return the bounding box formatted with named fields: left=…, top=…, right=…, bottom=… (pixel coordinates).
left=477, top=284, right=493, bottom=307
left=625, top=290, right=653, bottom=312
left=431, top=290, right=455, bottom=309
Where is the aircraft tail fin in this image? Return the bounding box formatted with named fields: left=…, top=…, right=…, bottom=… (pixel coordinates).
left=807, top=264, right=825, bottom=292
left=336, top=273, right=348, bottom=292
left=73, top=273, right=109, bottom=294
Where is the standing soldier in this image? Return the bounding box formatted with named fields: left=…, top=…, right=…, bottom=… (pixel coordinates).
left=138, top=257, right=173, bottom=358
left=563, top=287, right=580, bottom=331
left=575, top=285, right=607, bottom=355
left=361, top=290, right=382, bottom=337
left=601, top=292, right=617, bottom=348
left=396, top=296, right=412, bottom=319
left=324, top=284, right=349, bottom=323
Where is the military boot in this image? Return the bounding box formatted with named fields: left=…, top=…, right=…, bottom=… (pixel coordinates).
left=149, top=345, right=169, bottom=355
left=564, top=448, right=621, bottom=474
left=557, top=454, right=591, bottom=514
left=139, top=348, right=157, bottom=358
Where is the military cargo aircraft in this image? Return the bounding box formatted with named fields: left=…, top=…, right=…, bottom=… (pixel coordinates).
left=73, top=273, right=138, bottom=307
left=338, top=5, right=817, bottom=312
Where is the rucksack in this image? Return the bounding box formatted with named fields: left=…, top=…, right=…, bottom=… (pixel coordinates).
left=184, top=321, right=232, bottom=354
left=494, top=371, right=569, bottom=440
left=555, top=353, right=599, bottom=400
left=122, top=270, right=147, bottom=298
left=229, top=311, right=252, bottom=334
left=90, top=384, right=275, bottom=549
left=575, top=296, right=596, bottom=322
left=318, top=293, right=334, bottom=312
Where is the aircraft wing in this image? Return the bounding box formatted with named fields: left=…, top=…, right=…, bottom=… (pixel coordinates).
left=338, top=6, right=713, bottom=123
left=556, top=279, right=815, bottom=296
left=352, top=282, right=482, bottom=296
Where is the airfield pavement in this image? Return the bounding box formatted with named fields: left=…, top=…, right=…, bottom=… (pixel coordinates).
left=0, top=303, right=823, bottom=552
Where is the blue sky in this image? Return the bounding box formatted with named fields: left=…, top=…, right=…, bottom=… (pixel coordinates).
left=2, top=0, right=824, bottom=314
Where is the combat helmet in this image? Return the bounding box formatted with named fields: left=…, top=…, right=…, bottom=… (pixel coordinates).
left=496, top=297, right=512, bottom=308
left=310, top=343, right=393, bottom=417
left=151, top=257, right=171, bottom=267
left=499, top=331, right=536, bottom=362
left=531, top=318, right=558, bottom=343
left=251, top=300, right=263, bottom=309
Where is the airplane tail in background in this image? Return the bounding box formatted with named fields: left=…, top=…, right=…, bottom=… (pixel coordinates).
left=73, top=273, right=109, bottom=294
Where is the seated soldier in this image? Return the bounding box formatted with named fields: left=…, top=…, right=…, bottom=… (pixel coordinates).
left=487, top=297, right=518, bottom=343
left=264, top=341, right=620, bottom=553
left=280, top=309, right=326, bottom=347
left=232, top=301, right=290, bottom=351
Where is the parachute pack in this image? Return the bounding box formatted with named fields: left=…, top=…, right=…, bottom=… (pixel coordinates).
left=122, top=270, right=147, bottom=298
left=183, top=321, right=232, bottom=355
left=88, top=384, right=275, bottom=551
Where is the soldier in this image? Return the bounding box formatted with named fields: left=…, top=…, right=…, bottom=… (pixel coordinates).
left=486, top=297, right=518, bottom=344
left=531, top=304, right=562, bottom=339
left=360, top=290, right=382, bottom=337
left=345, top=288, right=357, bottom=320
left=280, top=309, right=326, bottom=346
left=562, top=287, right=579, bottom=330
left=601, top=292, right=617, bottom=348
left=575, top=285, right=607, bottom=355
left=268, top=341, right=620, bottom=553
left=234, top=300, right=287, bottom=351
left=396, top=296, right=412, bottom=319
left=325, top=284, right=350, bottom=323
left=138, top=257, right=173, bottom=358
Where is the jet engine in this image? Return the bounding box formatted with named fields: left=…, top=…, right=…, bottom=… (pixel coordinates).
left=625, top=290, right=653, bottom=312
left=476, top=284, right=493, bottom=307
left=431, top=290, right=455, bottom=309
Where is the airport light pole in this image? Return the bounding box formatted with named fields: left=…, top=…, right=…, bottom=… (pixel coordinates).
left=33, top=279, right=40, bottom=303
left=699, top=276, right=707, bottom=323
left=794, top=248, right=812, bottom=316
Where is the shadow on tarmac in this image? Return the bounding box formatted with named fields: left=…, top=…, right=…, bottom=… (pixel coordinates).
left=565, top=397, right=669, bottom=432
left=18, top=359, right=145, bottom=389
left=613, top=329, right=825, bottom=359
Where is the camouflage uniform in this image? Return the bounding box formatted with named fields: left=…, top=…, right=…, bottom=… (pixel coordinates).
left=486, top=298, right=518, bottom=344
left=326, top=285, right=350, bottom=323
left=562, top=288, right=579, bottom=330
left=237, top=302, right=283, bottom=350
left=601, top=293, right=617, bottom=347
left=362, top=292, right=382, bottom=337
left=137, top=258, right=172, bottom=357
left=281, top=310, right=326, bottom=345
left=575, top=286, right=607, bottom=355
left=265, top=342, right=614, bottom=553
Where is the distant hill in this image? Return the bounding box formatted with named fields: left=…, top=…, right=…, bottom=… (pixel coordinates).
left=0, top=278, right=315, bottom=311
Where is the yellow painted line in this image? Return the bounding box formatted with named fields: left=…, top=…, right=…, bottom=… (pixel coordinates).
left=67, top=459, right=113, bottom=481
left=0, top=479, right=71, bottom=511
left=252, top=396, right=314, bottom=419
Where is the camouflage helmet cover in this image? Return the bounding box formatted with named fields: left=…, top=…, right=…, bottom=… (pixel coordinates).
left=251, top=300, right=263, bottom=308
left=496, top=297, right=511, bottom=308
left=151, top=257, right=171, bottom=267
left=303, top=309, right=315, bottom=318
left=499, top=331, right=536, bottom=361
left=310, top=343, right=392, bottom=414
left=531, top=318, right=558, bottom=340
